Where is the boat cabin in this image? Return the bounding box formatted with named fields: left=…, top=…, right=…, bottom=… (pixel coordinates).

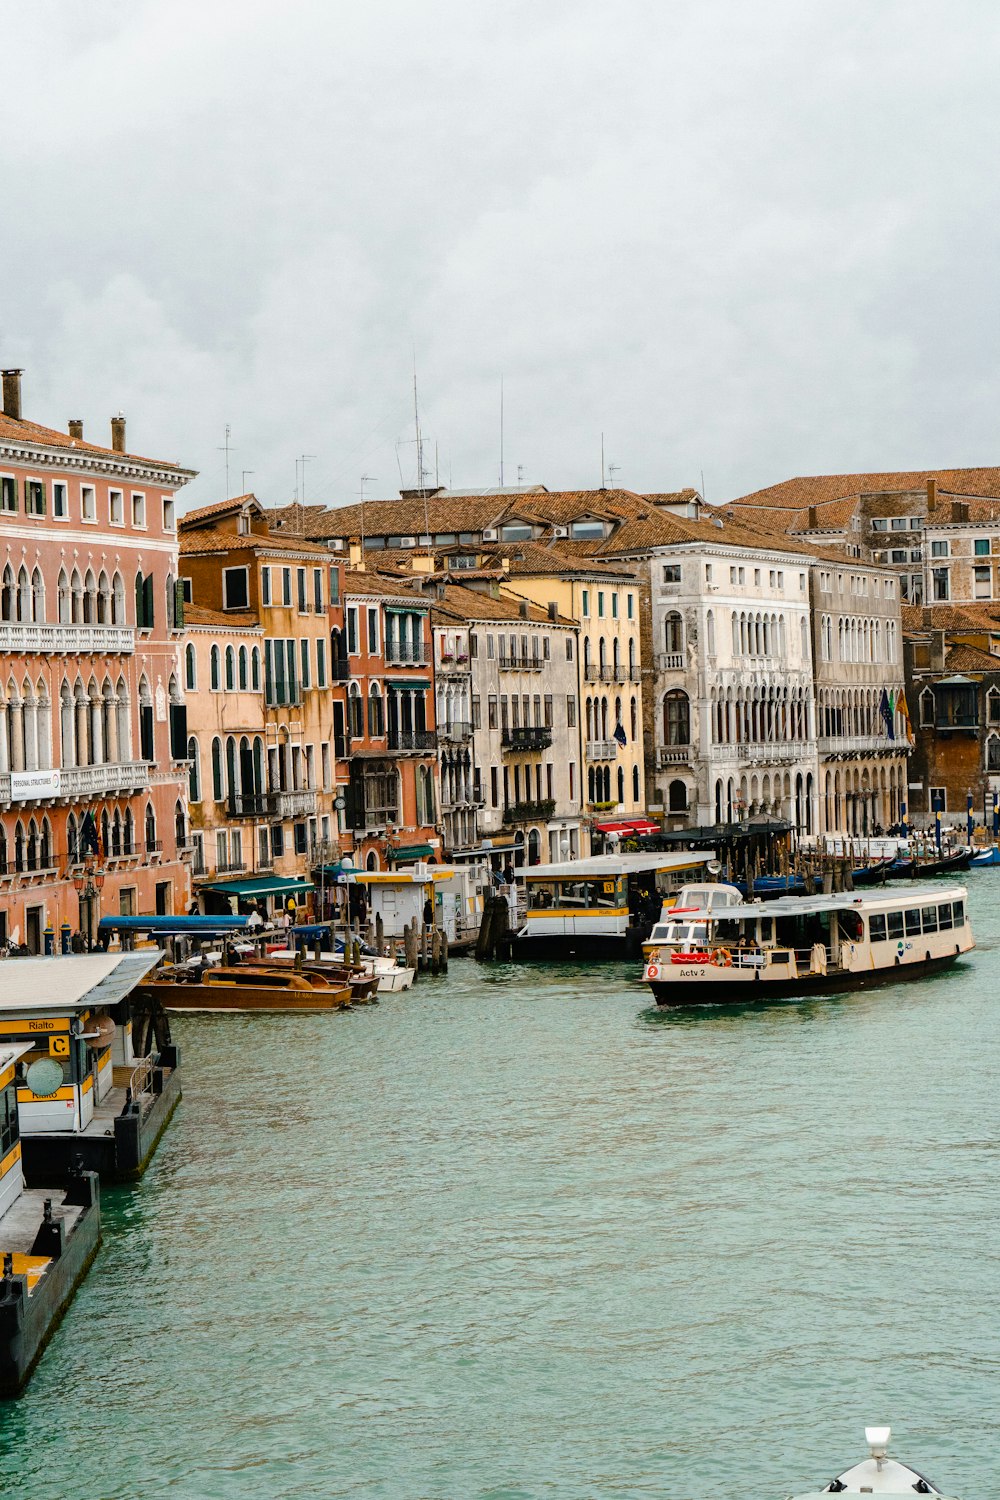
left=517, top=852, right=711, bottom=957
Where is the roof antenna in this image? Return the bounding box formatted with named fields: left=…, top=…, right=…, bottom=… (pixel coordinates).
left=701, top=467, right=707, bottom=503
left=517, top=464, right=525, bottom=485
left=360, top=474, right=375, bottom=550
left=298, top=454, right=315, bottom=506
left=608, top=462, right=620, bottom=488
left=600, top=431, right=606, bottom=489
left=241, top=470, right=254, bottom=495
left=218, top=423, right=233, bottom=500
left=499, top=374, right=504, bottom=488
left=413, top=350, right=430, bottom=538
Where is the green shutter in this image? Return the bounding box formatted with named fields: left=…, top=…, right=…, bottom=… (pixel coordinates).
left=174, top=579, right=186, bottom=629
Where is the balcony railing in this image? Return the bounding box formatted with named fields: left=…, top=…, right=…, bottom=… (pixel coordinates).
left=657, top=652, right=685, bottom=671
left=227, top=792, right=276, bottom=819
left=439, top=721, right=473, bottom=743
left=0, top=761, right=150, bottom=807
left=385, top=642, right=427, bottom=665
left=501, top=726, right=553, bottom=751
left=499, top=654, right=543, bottom=672
left=387, top=729, right=437, bottom=752
left=363, top=808, right=397, bottom=831
left=503, top=798, right=556, bottom=824
left=584, top=664, right=600, bottom=682
left=600, top=666, right=614, bottom=682
left=817, top=734, right=908, bottom=755
left=0, top=622, right=135, bottom=655
left=274, top=788, right=317, bottom=818
left=213, top=858, right=247, bottom=874
left=656, top=746, right=690, bottom=767
left=629, top=666, right=642, bottom=682
left=586, top=739, right=618, bottom=761
left=735, top=742, right=803, bottom=763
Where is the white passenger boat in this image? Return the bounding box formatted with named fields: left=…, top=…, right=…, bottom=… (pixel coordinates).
left=790, top=1425, right=957, bottom=1497
left=641, top=883, right=743, bottom=963
left=643, top=884, right=973, bottom=1006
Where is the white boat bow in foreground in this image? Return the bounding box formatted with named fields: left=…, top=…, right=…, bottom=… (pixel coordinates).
left=790, top=1425, right=958, bottom=1498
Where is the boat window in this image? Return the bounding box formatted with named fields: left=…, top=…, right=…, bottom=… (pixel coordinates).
left=692, top=924, right=707, bottom=942
left=839, top=911, right=864, bottom=942
left=938, top=902, right=954, bottom=931
left=715, top=918, right=740, bottom=942
left=758, top=918, right=773, bottom=942
left=920, top=905, right=938, bottom=932
left=886, top=911, right=904, bottom=940
left=952, top=900, right=964, bottom=926
left=869, top=913, right=887, bottom=941
left=528, top=884, right=558, bottom=909
left=649, top=925, right=669, bottom=941
left=904, top=909, right=921, bottom=936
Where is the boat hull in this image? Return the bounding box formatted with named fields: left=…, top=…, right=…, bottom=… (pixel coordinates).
left=648, top=950, right=965, bottom=1007
left=152, top=983, right=351, bottom=1013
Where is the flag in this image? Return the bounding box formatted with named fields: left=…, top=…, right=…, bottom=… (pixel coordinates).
left=613, top=723, right=627, bottom=747
left=80, top=810, right=100, bottom=857
left=896, top=689, right=912, bottom=740
left=878, top=689, right=895, bottom=741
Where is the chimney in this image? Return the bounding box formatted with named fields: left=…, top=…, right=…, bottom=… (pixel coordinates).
left=926, top=478, right=937, bottom=513
left=518, top=599, right=530, bottom=619
left=547, top=601, right=558, bottom=621
left=68, top=419, right=84, bottom=441
left=807, top=505, right=818, bottom=529
left=348, top=537, right=365, bottom=572
left=952, top=500, right=969, bottom=523
left=2, top=369, right=23, bottom=421
left=110, top=413, right=126, bottom=453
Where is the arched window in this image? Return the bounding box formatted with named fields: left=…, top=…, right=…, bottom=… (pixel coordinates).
left=663, top=612, right=683, bottom=654
left=111, top=809, right=122, bottom=857
left=630, top=695, right=638, bottom=742
left=112, top=571, right=125, bottom=625
left=211, top=737, right=224, bottom=801
left=96, top=570, right=110, bottom=625
left=349, top=683, right=364, bottom=738
left=366, top=850, right=380, bottom=871
left=238, top=646, right=248, bottom=690
left=31, top=568, right=45, bottom=622
left=986, top=735, right=1000, bottom=772
left=663, top=690, right=690, bottom=746
left=123, top=807, right=135, bottom=855
left=632, top=764, right=640, bottom=802
left=175, top=799, right=186, bottom=847
left=527, top=829, right=541, bottom=865
left=368, top=683, right=384, bottom=737
left=225, top=646, right=236, bottom=691
left=668, top=779, right=688, bottom=812
left=210, top=645, right=221, bottom=691
left=185, top=643, right=197, bottom=691
left=1, top=565, right=14, bottom=622
left=57, top=568, right=71, bottom=623
left=144, top=803, right=157, bottom=852
left=919, top=688, right=935, bottom=728
left=165, top=573, right=175, bottom=631
left=188, top=737, right=201, bottom=801
left=617, top=765, right=625, bottom=805
left=251, top=646, right=261, bottom=692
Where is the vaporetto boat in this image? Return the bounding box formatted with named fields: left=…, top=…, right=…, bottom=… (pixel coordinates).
left=642, top=885, right=973, bottom=1006
left=788, top=1424, right=958, bottom=1498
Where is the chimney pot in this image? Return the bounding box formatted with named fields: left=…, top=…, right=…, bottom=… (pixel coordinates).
left=547, top=601, right=558, bottom=621
left=110, top=413, right=126, bottom=453
left=2, top=369, right=23, bottom=422
left=926, top=478, right=938, bottom=513
left=519, top=599, right=529, bottom=619
left=68, top=419, right=84, bottom=441
left=807, top=505, right=818, bottom=529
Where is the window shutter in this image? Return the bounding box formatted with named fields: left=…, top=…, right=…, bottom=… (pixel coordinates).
left=169, top=702, right=188, bottom=760
left=143, top=573, right=155, bottom=628
left=174, top=579, right=186, bottom=629
left=135, top=574, right=145, bottom=628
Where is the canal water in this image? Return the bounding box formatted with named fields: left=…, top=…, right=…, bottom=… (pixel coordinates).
left=1, top=881, right=997, bottom=1500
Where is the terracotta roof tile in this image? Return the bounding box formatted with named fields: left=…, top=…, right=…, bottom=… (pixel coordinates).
left=0, top=410, right=188, bottom=472
left=729, top=467, right=1000, bottom=514
left=179, top=530, right=333, bottom=557
left=185, top=605, right=261, bottom=629
left=180, top=494, right=258, bottom=527
left=943, top=642, right=1000, bottom=672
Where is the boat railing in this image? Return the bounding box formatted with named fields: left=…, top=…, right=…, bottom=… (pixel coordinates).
left=128, top=1054, right=156, bottom=1105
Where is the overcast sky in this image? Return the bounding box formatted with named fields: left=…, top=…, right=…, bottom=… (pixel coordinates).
left=2, top=1, right=998, bottom=512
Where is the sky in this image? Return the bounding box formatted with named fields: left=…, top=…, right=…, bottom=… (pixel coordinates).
left=1, top=0, right=998, bottom=513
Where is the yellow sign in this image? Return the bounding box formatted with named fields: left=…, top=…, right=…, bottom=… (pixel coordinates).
left=49, top=1035, right=70, bottom=1058
left=0, top=1018, right=70, bottom=1036
left=603, top=881, right=616, bottom=893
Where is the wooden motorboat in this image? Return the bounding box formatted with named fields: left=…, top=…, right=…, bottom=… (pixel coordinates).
left=150, top=964, right=353, bottom=1013
left=262, top=953, right=379, bottom=1003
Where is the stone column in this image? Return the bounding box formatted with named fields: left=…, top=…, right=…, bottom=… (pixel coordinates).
left=23, top=697, right=38, bottom=771
left=37, top=699, right=51, bottom=769
left=105, top=699, right=119, bottom=764
left=90, top=698, right=104, bottom=766
left=76, top=699, right=89, bottom=765
left=0, top=702, right=9, bottom=775
left=9, top=700, right=24, bottom=772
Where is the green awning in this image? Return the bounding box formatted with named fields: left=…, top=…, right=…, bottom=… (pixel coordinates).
left=389, top=844, right=434, bottom=863
left=199, top=875, right=314, bottom=899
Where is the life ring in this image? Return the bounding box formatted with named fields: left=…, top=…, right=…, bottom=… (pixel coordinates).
left=646, top=963, right=660, bottom=979
left=712, top=948, right=733, bottom=968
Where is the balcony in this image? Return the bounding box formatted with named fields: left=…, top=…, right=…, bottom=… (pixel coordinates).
left=735, top=742, right=803, bottom=764
left=387, top=729, right=437, bottom=752
left=656, top=746, right=690, bottom=767
left=503, top=798, right=556, bottom=824
left=501, top=726, right=553, bottom=752
left=584, top=664, right=600, bottom=682
left=817, top=734, right=910, bottom=757
left=629, top=666, right=642, bottom=682
left=438, top=721, right=473, bottom=744
left=499, top=653, right=543, bottom=672
left=600, top=666, right=614, bottom=682
left=657, top=652, right=685, bottom=672
left=213, top=858, right=247, bottom=875
left=363, top=807, right=398, bottom=832
left=144, top=840, right=163, bottom=856
left=227, top=792, right=276, bottom=819
left=586, top=739, right=618, bottom=761
left=274, top=788, right=317, bottom=819
left=0, top=622, right=135, bottom=655
left=385, top=641, right=427, bottom=666
left=0, top=761, right=151, bottom=808
left=437, top=655, right=471, bottom=676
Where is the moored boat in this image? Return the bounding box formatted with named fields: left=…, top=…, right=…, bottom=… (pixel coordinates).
left=149, top=965, right=352, bottom=1013
left=970, top=843, right=1000, bottom=867
left=790, top=1424, right=958, bottom=1497
left=643, top=884, right=973, bottom=1006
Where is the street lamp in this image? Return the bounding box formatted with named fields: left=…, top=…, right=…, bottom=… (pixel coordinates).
left=73, top=863, right=105, bottom=951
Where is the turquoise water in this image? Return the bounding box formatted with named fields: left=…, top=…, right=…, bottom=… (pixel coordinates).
left=1, top=880, right=997, bottom=1500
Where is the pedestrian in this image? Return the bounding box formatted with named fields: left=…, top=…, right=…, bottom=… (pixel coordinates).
left=503, top=861, right=515, bottom=888
left=423, top=896, right=433, bottom=929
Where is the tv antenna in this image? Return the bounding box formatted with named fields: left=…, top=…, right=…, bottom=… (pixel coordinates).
left=608, top=462, right=621, bottom=488
left=600, top=431, right=606, bottom=489
left=241, top=470, right=254, bottom=495
left=218, top=424, right=233, bottom=499
left=360, top=474, right=376, bottom=548
left=297, top=454, right=316, bottom=506
left=499, top=374, right=504, bottom=488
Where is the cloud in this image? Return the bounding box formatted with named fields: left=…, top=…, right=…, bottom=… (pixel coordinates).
left=1, top=0, right=998, bottom=510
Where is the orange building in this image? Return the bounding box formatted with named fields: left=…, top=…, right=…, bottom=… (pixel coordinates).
left=340, top=567, right=440, bottom=870
left=0, top=368, right=196, bottom=948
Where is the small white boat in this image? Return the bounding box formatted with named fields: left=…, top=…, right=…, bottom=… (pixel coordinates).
left=790, top=1425, right=957, bottom=1497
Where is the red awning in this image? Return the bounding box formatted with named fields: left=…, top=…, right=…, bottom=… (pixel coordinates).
left=594, top=818, right=661, bottom=835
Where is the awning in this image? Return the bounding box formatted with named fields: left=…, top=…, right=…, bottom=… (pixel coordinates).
left=594, top=818, right=661, bottom=835
left=388, top=844, right=434, bottom=863
left=199, top=875, right=314, bottom=900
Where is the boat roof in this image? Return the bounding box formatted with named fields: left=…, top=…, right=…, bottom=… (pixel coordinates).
left=0, top=951, right=163, bottom=1014
left=672, top=884, right=968, bottom=922
left=523, top=852, right=709, bottom=881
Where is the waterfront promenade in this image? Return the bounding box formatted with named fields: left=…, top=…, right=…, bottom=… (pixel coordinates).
left=0, top=882, right=996, bottom=1499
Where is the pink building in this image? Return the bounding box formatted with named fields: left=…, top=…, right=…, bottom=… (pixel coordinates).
left=0, top=369, right=196, bottom=949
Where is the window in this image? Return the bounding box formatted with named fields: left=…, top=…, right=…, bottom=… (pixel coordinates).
left=988, top=689, right=1000, bottom=726
left=886, top=911, right=904, bottom=940
left=663, top=690, right=690, bottom=745
left=565, top=637, right=573, bottom=660
left=25, top=479, right=45, bottom=516
left=50, top=480, right=67, bottom=518
left=261, top=567, right=271, bottom=606
left=367, top=608, right=379, bottom=654
left=281, top=568, right=292, bottom=607
left=313, top=569, right=323, bottom=610
left=500, top=522, right=532, bottom=541
left=0, top=476, right=15, bottom=513
left=271, top=824, right=284, bottom=858
left=570, top=518, right=605, bottom=539
left=597, top=591, right=605, bottom=617
left=346, top=606, right=359, bottom=655
left=627, top=593, right=634, bottom=618
left=872, top=518, right=888, bottom=532
left=131, top=492, right=145, bottom=527
left=975, top=538, right=990, bottom=556
left=974, top=566, right=992, bottom=599
left=488, top=696, right=498, bottom=730
left=297, top=568, right=307, bottom=611
left=82, top=485, right=97, bottom=521
left=582, top=590, right=590, bottom=618
left=799, top=572, right=806, bottom=590
left=162, top=496, right=175, bottom=530
left=890, top=550, right=908, bottom=564
left=869, top=913, right=886, bottom=941
left=890, top=517, right=908, bottom=532
left=486, top=634, right=494, bottom=659
left=930, top=540, right=948, bottom=557
left=662, top=564, right=681, bottom=584
left=729, top=566, right=737, bottom=585
left=316, top=637, right=327, bottom=688
left=210, top=644, right=221, bottom=690
left=300, top=639, right=311, bottom=690
left=543, top=636, right=550, bottom=660
left=932, top=568, right=950, bottom=601
left=918, top=688, right=934, bottom=727
left=185, top=643, right=197, bottom=691
left=225, top=646, right=235, bottom=690
left=223, top=567, right=249, bottom=610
